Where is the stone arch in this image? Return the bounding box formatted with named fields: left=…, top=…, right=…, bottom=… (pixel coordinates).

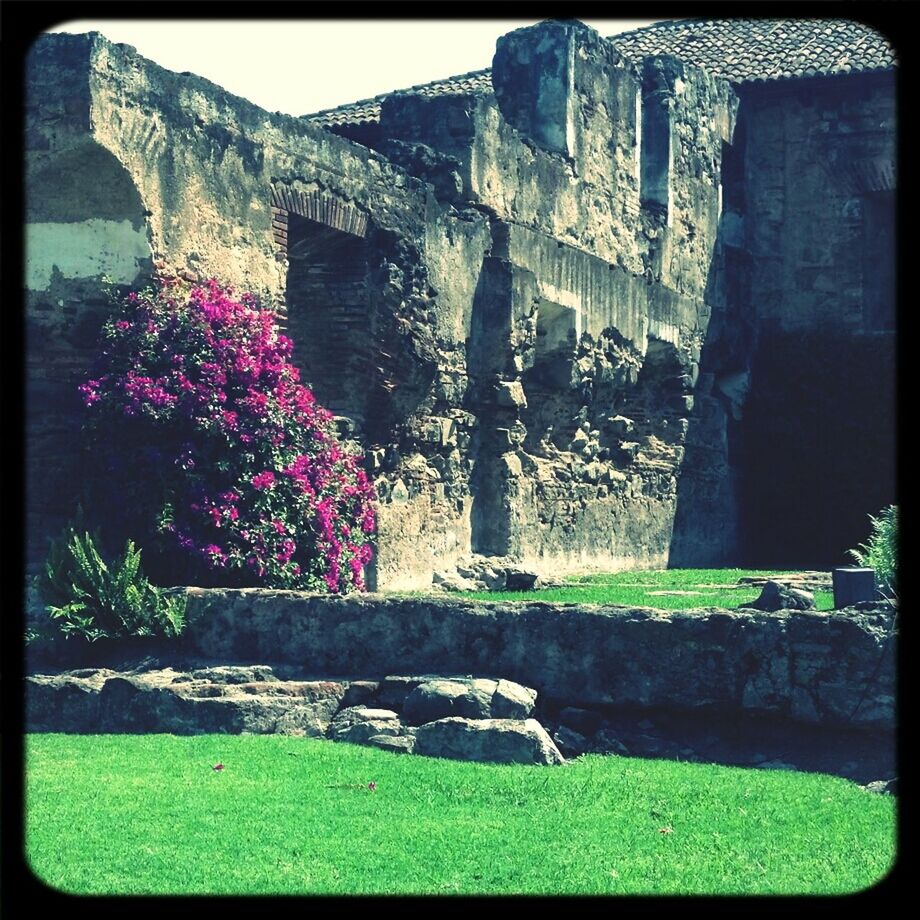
left=26, top=139, right=154, bottom=572
left=26, top=140, right=153, bottom=295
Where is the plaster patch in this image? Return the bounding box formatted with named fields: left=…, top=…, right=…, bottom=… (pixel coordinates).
left=26, top=219, right=150, bottom=290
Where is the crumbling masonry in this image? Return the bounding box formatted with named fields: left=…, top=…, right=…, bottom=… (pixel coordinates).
left=26, top=19, right=897, bottom=589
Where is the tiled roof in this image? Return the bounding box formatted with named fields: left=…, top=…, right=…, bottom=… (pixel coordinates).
left=306, top=68, right=493, bottom=126
left=305, top=18, right=896, bottom=127
left=609, top=18, right=896, bottom=84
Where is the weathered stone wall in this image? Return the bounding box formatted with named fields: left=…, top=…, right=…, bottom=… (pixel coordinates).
left=735, top=74, right=897, bottom=564
left=26, top=22, right=745, bottom=587
left=25, top=32, right=482, bottom=586
left=370, top=24, right=739, bottom=575
left=743, top=74, right=896, bottom=333
left=180, top=590, right=895, bottom=731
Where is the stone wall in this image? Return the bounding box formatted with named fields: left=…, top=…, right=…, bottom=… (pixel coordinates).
left=30, top=25, right=895, bottom=587
left=743, top=74, right=896, bottom=333
left=26, top=22, right=745, bottom=587
left=25, top=31, right=475, bottom=585
left=370, top=24, right=739, bottom=575
left=735, top=74, right=897, bottom=563
left=179, top=590, right=895, bottom=731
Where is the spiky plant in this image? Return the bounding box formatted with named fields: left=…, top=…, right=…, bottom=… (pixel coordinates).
left=37, top=519, right=186, bottom=643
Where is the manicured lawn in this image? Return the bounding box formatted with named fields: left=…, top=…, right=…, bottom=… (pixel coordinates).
left=26, top=734, right=894, bottom=895
left=464, top=568, right=836, bottom=610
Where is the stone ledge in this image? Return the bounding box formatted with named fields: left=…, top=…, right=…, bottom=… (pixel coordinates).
left=176, top=591, right=894, bottom=730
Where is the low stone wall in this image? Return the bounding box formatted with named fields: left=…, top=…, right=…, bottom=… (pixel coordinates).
left=182, top=590, right=895, bottom=730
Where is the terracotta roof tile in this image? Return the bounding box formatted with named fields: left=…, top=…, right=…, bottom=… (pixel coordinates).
left=306, top=68, right=492, bottom=127
left=613, top=18, right=895, bottom=83
left=305, top=18, right=895, bottom=128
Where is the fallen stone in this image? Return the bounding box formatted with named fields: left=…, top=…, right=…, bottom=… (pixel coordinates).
left=327, top=707, right=403, bottom=744
left=366, top=734, right=416, bottom=754
left=745, top=581, right=816, bottom=611
left=862, top=778, right=897, bottom=795
left=402, top=676, right=537, bottom=724
left=757, top=759, right=799, bottom=771
left=491, top=678, right=537, bottom=719
left=432, top=571, right=479, bottom=593
left=504, top=569, right=539, bottom=591
left=553, top=725, right=589, bottom=757
left=403, top=678, right=496, bottom=725
left=29, top=670, right=345, bottom=735
left=451, top=556, right=534, bottom=591
left=414, top=717, right=565, bottom=765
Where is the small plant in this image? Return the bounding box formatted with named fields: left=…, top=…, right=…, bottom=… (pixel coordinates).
left=36, top=519, right=186, bottom=643
left=849, top=505, right=898, bottom=598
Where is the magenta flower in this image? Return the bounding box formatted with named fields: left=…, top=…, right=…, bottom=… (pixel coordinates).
left=251, top=470, right=275, bottom=490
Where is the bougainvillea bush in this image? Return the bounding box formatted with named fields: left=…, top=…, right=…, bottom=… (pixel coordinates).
left=78, top=274, right=376, bottom=593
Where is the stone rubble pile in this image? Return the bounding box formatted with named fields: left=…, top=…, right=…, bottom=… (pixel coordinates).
left=432, top=556, right=541, bottom=592
left=27, top=666, right=564, bottom=766
left=26, top=661, right=897, bottom=787
left=743, top=580, right=816, bottom=611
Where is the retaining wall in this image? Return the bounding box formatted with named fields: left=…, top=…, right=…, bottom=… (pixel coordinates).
left=181, top=590, right=895, bottom=730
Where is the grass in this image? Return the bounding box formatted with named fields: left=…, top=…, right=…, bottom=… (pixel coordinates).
left=26, top=734, right=894, bottom=895
left=460, top=568, right=836, bottom=610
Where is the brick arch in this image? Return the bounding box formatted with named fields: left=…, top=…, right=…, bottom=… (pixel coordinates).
left=269, top=186, right=369, bottom=256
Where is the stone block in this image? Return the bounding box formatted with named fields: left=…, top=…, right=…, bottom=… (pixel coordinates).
left=414, top=717, right=565, bottom=765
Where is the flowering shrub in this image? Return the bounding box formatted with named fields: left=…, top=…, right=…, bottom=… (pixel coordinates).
left=79, top=274, right=376, bottom=593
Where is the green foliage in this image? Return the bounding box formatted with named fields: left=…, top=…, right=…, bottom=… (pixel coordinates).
left=36, top=519, right=186, bottom=643
left=849, top=505, right=898, bottom=597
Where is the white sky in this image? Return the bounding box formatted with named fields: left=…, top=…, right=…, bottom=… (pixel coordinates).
left=46, top=19, right=664, bottom=117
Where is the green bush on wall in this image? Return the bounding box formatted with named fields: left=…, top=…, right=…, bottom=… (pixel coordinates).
left=849, top=504, right=898, bottom=598
left=34, top=518, right=186, bottom=644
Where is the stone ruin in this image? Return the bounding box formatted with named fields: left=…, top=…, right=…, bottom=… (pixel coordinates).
left=26, top=19, right=897, bottom=591
left=26, top=591, right=897, bottom=777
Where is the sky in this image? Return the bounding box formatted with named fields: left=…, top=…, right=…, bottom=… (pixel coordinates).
left=45, top=19, right=664, bottom=117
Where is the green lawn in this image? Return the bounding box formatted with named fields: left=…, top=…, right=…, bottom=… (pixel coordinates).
left=26, top=734, right=894, bottom=895
left=462, top=568, right=835, bottom=610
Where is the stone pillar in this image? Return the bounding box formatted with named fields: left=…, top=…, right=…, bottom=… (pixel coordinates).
left=467, top=258, right=537, bottom=557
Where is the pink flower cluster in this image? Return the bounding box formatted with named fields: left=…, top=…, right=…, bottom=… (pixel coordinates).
left=79, top=274, right=376, bottom=593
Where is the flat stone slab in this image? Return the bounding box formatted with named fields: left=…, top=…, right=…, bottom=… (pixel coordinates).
left=366, top=734, right=416, bottom=754
left=743, top=580, right=815, bottom=611
left=27, top=670, right=345, bottom=736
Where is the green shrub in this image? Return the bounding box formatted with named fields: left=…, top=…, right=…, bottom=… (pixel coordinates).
left=36, top=520, right=186, bottom=643
left=849, top=505, right=898, bottom=598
